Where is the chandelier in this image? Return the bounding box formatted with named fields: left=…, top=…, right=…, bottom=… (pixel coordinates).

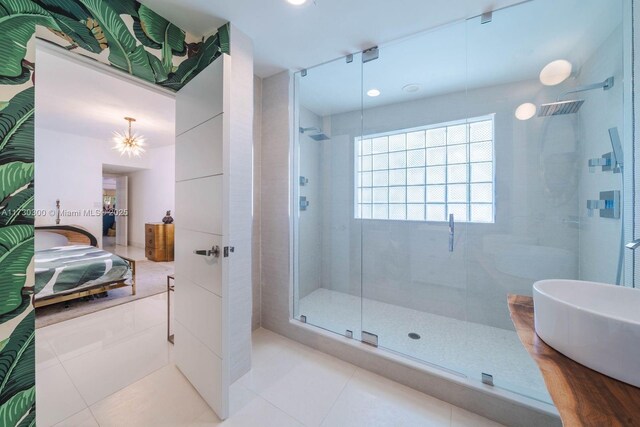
left=113, top=117, right=146, bottom=157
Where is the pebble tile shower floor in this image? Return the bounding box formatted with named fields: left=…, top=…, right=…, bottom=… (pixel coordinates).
left=298, top=288, right=551, bottom=403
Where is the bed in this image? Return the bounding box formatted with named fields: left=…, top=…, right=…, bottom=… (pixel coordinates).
left=33, top=226, right=136, bottom=308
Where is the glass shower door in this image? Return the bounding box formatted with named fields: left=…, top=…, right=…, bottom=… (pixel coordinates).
left=359, top=22, right=473, bottom=376
left=293, top=0, right=629, bottom=408
left=294, top=54, right=364, bottom=338
left=461, top=0, right=626, bottom=402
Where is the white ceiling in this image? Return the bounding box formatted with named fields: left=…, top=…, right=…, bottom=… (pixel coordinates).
left=299, top=0, right=623, bottom=116
left=140, top=0, right=530, bottom=78
left=35, top=47, right=175, bottom=148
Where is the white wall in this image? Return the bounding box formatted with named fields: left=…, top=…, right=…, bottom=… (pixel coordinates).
left=260, top=71, right=293, bottom=331
left=127, top=145, right=176, bottom=248
left=577, top=26, right=625, bottom=284
left=35, top=127, right=151, bottom=248
left=252, top=75, right=263, bottom=330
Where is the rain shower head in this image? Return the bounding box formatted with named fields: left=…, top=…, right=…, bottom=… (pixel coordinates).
left=537, top=76, right=614, bottom=117
left=538, top=99, right=585, bottom=117
left=299, top=126, right=330, bottom=141
left=308, top=133, right=330, bottom=141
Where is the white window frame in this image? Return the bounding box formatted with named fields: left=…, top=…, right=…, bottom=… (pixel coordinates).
left=354, top=114, right=496, bottom=223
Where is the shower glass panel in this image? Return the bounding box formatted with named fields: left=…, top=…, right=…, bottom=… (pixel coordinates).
left=462, top=0, right=626, bottom=400
left=294, top=0, right=630, bottom=408
left=359, top=22, right=472, bottom=377
left=294, top=53, right=363, bottom=337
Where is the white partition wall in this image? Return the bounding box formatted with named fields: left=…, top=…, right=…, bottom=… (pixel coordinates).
left=224, top=25, right=255, bottom=384
left=174, top=25, right=253, bottom=420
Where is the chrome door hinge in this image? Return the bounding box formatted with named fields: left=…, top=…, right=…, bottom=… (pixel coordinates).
left=362, top=46, right=379, bottom=63
left=361, top=331, right=378, bottom=347
left=482, top=373, right=494, bottom=386
left=481, top=11, right=493, bottom=24
left=223, top=246, right=235, bottom=258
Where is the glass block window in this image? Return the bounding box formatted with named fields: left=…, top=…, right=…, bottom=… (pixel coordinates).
left=355, top=115, right=495, bottom=223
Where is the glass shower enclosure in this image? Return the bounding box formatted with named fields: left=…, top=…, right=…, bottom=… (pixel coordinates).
left=293, top=0, right=631, bottom=405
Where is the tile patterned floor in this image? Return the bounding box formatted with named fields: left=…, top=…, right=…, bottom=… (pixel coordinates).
left=299, top=288, right=551, bottom=404
left=37, top=293, right=506, bottom=426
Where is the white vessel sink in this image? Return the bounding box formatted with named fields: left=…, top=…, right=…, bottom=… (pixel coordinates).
left=533, top=279, right=640, bottom=388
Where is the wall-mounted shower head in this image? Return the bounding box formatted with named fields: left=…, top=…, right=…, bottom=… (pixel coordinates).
left=537, top=77, right=614, bottom=117
left=300, top=126, right=330, bottom=141
left=300, top=126, right=320, bottom=134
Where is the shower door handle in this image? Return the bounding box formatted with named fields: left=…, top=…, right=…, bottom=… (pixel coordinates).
left=448, top=214, right=454, bottom=252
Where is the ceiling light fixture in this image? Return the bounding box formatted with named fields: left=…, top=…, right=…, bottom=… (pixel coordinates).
left=515, top=103, right=537, bottom=121
left=367, top=88, right=381, bottom=97
left=403, top=84, right=421, bottom=93
left=539, top=60, right=573, bottom=86
left=286, top=0, right=308, bottom=5
left=113, top=117, right=146, bottom=157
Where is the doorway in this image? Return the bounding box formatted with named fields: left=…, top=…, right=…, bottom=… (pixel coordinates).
left=102, top=174, right=128, bottom=251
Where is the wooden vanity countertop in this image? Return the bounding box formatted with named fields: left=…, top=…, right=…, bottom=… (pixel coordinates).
left=507, top=294, right=640, bottom=427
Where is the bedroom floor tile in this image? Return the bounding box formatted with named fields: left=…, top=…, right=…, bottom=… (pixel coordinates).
left=36, top=363, right=87, bottom=427
left=53, top=408, right=99, bottom=427
left=90, top=364, right=208, bottom=426
left=238, top=329, right=357, bottom=427
left=38, top=293, right=167, bottom=362
left=451, top=407, right=505, bottom=427
left=61, top=324, right=170, bottom=405
left=36, top=338, right=59, bottom=372
left=191, top=381, right=303, bottom=427
left=36, top=295, right=504, bottom=427
left=320, top=368, right=451, bottom=427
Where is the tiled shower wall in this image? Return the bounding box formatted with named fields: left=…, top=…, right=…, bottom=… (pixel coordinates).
left=578, top=26, right=627, bottom=285
left=310, top=79, right=583, bottom=330
left=297, top=107, right=325, bottom=299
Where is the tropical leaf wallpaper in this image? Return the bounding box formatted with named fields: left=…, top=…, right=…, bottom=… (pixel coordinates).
left=0, top=0, right=230, bottom=424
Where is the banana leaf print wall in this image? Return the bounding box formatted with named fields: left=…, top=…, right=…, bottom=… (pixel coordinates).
left=3, top=0, right=231, bottom=90
left=0, top=0, right=230, bottom=424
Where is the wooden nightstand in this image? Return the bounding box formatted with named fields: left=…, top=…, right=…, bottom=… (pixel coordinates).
left=145, top=223, right=175, bottom=262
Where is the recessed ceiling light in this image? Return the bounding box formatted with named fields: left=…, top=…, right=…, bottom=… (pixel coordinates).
left=539, top=60, right=573, bottom=86
left=286, top=0, right=307, bottom=5
left=515, top=102, right=537, bottom=121
left=403, top=84, right=421, bottom=93
left=367, top=89, right=381, bottom=97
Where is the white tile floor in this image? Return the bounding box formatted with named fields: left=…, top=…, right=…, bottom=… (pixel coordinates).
left=299, top=288, right=551, bottom=404
left=37, top=293, right=505, bottom=427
